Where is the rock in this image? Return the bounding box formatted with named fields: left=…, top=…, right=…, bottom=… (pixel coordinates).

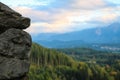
left=0, top=2, right=20, bottom=15
left=0, top=2, right=30, bottom=33
left=0, top=28, right=32, bottom=59
left=0, top=56, right=30, bottom=80
left=0, top=2, right=32, bottom=80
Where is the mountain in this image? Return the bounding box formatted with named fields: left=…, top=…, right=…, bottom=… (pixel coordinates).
left=34, top=40, right=87, bottom=48
left=33, top=22, right=120, bottom=48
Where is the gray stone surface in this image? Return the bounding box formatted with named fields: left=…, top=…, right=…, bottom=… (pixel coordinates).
left=0, top=2, right=30, bottom=33
left=0, top=28, right=32, bottom=59
left=0, top=2, right=32, bottom=80
left=0, top=56, right=30, bottom=80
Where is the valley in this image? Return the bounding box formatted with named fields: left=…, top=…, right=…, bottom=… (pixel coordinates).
left=29, top=43, right=120, bottom=80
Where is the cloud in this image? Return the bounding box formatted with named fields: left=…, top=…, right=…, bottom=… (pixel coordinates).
left=13, top=6, right=49, bottom=22
left=4, top=0, right=120, bottom=34
left=19, top=6, right=120, bottom=33
left=47, top=0, right=108, bottom=10
left=25, top=11, right=73, bottom=33
left=96, top=13, right=119, bottom=23
left=70, top=0, right=107, bottom=10
left=94, top=7, right=120, bottom=23
left=0, top=0, right=50, bottom=7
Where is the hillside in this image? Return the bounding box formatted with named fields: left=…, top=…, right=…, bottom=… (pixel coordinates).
left=33, top=23, right=120, bottom=48
left=56, top=48, right=120, bottom=65
left=30, top=43, right=74, bottom=66
left=29, top=43, right=120, bottom=80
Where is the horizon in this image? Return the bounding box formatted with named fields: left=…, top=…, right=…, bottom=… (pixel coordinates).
left=0, top=0, right=120, bottom=34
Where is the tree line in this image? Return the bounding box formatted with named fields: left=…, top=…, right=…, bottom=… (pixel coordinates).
left=29, top=43, right=120, bottom=80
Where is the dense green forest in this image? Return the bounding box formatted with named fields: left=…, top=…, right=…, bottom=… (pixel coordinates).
left=29, top=43, right=120, bottom=80
left=56, top=48, right=120, bottom=65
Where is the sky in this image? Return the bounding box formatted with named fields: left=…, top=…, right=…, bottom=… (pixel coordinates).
left=0, top=0, right=120, bottom=34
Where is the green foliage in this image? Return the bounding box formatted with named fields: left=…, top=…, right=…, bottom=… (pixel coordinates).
left=29, top=43, right=120, bottom=80
left=30, top=43, right=74, bottom=67
left=57, top=48, right=120, bottom=66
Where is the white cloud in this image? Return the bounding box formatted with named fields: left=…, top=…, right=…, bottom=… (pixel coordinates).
left=94, top=7, right=120, bottom=23
left=1, top=0, right=120, bottom=34
left=13, top=6, right=49, bottom=22
left=20, top=6, right=120, bottom=34
left=0, top=0, right=49, bottom=7
left=70, top=0, right=106, bottom=10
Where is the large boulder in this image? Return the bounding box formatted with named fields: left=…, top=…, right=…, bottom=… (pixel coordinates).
left=0, top=28, right=32, bottom=59
left=0, top=2, right=32, bottom=80
left=0, top=2, right=30, bottom=33
left=0, top=56, right=30, bottom=80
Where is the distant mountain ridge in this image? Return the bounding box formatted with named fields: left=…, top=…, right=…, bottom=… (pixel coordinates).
left=33, top=22, right=120, bottom=48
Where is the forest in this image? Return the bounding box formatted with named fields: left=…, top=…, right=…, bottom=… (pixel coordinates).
left=29, top=43, right=120, bottom=80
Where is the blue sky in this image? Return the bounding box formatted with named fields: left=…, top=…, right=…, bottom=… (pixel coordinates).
left=0, top=0, right=120, bottom=34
